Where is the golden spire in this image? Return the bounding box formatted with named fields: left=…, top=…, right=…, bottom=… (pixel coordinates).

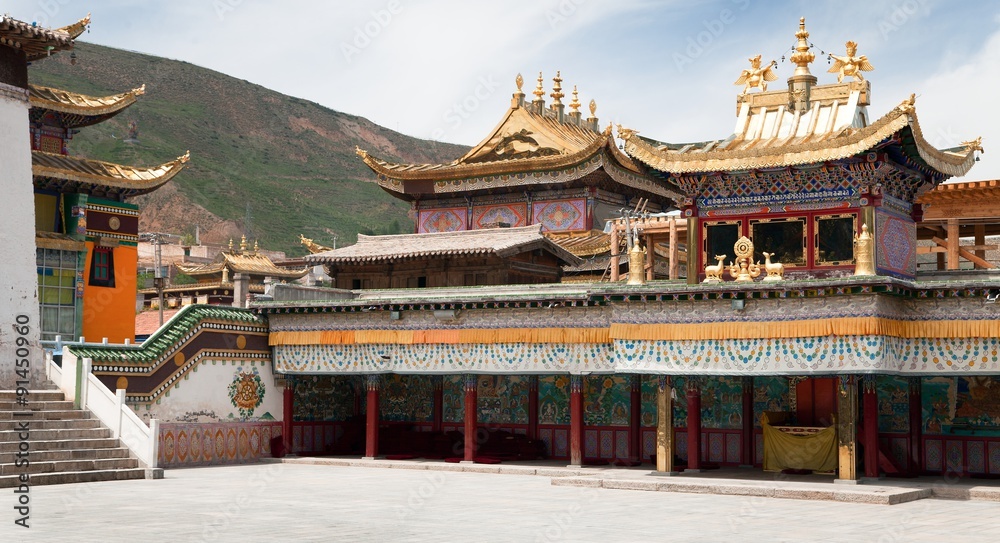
left=569, top=85, right=581, bottom=112
left=789, top=17, right=815, bottom=77
left=228, top=238, right=234, bottom=252
left=588, top=99, right=597, bottom=118
left=550, top=71, right=564, bottom=106
left=532, top=72, right=545, bottom=100
left=253, top=240, right=259, bottom=253
left=240, top=235, right=247, bottom=253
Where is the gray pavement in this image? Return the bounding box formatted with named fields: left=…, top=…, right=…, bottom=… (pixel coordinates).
left=3, top=462, right=1000, bottom=542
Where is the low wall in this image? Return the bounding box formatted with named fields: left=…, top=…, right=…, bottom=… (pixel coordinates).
left=159, top=421, right=282, bottom=468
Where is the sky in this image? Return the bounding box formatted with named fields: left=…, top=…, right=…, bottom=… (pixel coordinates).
left=6, top=0, right=999, bottom=181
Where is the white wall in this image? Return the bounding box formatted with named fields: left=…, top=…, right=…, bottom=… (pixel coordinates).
left=128, top=359, right=283, bottom=423
left=0, top=87, right=42, bottom=388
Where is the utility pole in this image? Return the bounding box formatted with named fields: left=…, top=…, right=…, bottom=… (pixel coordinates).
left=140, top=232, right=180, bottom=327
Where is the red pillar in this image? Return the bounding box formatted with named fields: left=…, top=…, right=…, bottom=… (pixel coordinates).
left=364, top=375, right=380, bottom=459
left=629, top=375, right=642, bottom=463
left=463, top=374, right=478, bottom=462
left=569, top=374, right=584, bottom=466
left=432, top=376, right=443, bottom=434
left=908, top=377, right=923, bottom=475
left=527, top=376, right=539, bottom=441
left=686, top=377, right=702, bottom=471
left=741, top=376, right=754, bottom=467
left=863, top=375, right=879, bottom=478
left=282, top=380, right=294, bottom=455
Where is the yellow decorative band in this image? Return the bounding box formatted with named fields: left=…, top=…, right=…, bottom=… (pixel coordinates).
left=269, top=328, right=610, bottom=346
left=609, top=318, right=1000, bottom=341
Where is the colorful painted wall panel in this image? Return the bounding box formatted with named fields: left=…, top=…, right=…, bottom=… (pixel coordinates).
left=876, top=375, right=910, bottom=433
left=532, top=199, right=587, bottom=231
left=442, top=375, right=465, bottom=423
left=538, top=375, right=570, bottom=425
left=753, top=377, right=790, bottom=429
left=293, top=375, right=356, bottom=422
left=381, top=374, right=434, bottom=422
left=875, top=208, right=916, bottom=279
left=477, top=375, right=530, bottom=425
left=159, top=421, right=281, bottom=468
left=472, top=203, right=526, bottom=229
left=418, top=207, right=468, bottom=233
left=584, top=375, right=630, bottom=426
left=923, top=376, right=1000, bottom=435
left=701, top=376, right=743, bottom=430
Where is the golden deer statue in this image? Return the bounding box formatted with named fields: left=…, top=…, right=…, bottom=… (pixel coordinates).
left=761, top=251, right=785, bottom=282
left=702, top=255, right=727, bottom=283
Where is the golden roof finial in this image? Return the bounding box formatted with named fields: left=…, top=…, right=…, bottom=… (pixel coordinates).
left=515, top=73, right=524, bottom=92
left=228, top=238, right=234, bottom=252
left=569, top=85, right=581, bottom=113
left=533, top=72, right=545, bottom=100
left=550, top=71, right=564, bottom=106
left=355, top=146, right=368, bottom=159
left=253, top=239, right=259, bottom=253
left=588, top=99, right=597, bottom=118
left=734, top=54, right=778, bottom=94
left=134, top=84, right=146, bottom=97
left=177, top=150, right=191, bottom=164
left=789, top=17, right=815, bottom=77
left=240, top=235, right=247, bottom=253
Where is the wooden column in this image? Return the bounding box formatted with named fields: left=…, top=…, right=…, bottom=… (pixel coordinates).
left=975, top=224, right=987, bottom=268
left=862, top=376, right=879, bottom=478
left=282, top=379, right=294, bottom=455
left=364, top=375, right=380, bottom=459
left=527, top=376, right=539, bottom=441
left=947, top=218, right=960, bottom=270
left=431, top=376, right=443, bottom=433
left=686, top=216, right=699, bottom=285
left=908, top=377, right=923, bottom=476
left=569, top=374, right=584, bottom=466
left=656, top=376, right=676, bottom=473
left=668, top=217, right=679, bottom=280
left=741, top=376, right=754, bottom=467
left=685, top=377, right=702, bottom=471
left=837, top=376, right=858, bottom=482
left=463, top=374, right=478, bottom=462
left=629, top=375, right=642, bottom=462
left=645, top=234, right=654, bottom=281
left=610, top=227, right=620, bottom=282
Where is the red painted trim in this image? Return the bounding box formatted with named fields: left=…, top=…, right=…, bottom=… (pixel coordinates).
left=365, top=387, right=379, bottom=458
left=630, top=379, right=641, bottom=462
left=527, top=376, right=539, bottom=441
left=432, top=383, right=443, bottom=434
left=908, top=382, right=923, bottom=475
left=741, top=378, right=754, bottom=465
left=463, top=383, right=477, bottom=461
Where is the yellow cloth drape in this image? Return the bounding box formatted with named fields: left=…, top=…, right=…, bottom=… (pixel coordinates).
left=760, top=413, right=837, bottom=473
left=269, top=328, right=609, bottom=346
left=610, top=317, right=1000, bottom=341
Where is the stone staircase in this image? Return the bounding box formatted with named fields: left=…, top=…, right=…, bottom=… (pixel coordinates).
left=0, top=390, right=154, bottom=487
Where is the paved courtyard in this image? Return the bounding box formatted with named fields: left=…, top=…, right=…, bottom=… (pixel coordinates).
left=3, top=463, right=1000, bottom=542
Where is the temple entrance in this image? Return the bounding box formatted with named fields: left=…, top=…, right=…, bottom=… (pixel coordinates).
left=795, top=377, right=837, bottom=427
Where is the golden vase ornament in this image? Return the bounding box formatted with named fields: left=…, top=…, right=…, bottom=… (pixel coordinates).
left=853, top=223, right=875, bottom=276
left=627, top=243, right=646, bottom=285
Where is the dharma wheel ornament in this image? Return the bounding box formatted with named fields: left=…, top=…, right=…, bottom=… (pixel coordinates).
left=853, top=223, right=875, bottom=276
left=728, top=236, right=761, bottom=282
left=627, top=243, right=647, bottom=285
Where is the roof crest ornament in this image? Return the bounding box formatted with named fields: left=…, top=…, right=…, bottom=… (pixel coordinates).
left=569, top=85, right=581, bottom=113
left=240, top=235, right=247, bottom=253
left=961, top=136, right=984, bottom=154
left=789, top=17, right=815, bottom=77
left=734, top=54, right=778, bottom=95
left=550, top=71, right=564, bottom=106
left=532, top=72, right=545, bottom=100
left=588, top=99, right=597, bottom=118
left=828, top=40, right=874, bottom=83
left=616, top=124, right=638, bottom=141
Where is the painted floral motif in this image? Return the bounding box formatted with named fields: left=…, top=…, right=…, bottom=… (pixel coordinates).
left=473, top=204, right=526, bottom=228
left=419, top=209, right=467, bottom=233
left=532, top=199, right=586, bottom=231
left=228, top=366, right=265, bottom=420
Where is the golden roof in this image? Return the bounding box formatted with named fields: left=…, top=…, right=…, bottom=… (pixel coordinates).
left=32, top=150, right=189, bottom=196
left=56, top=13, right=90, bottom=39
left=544, top=229, right=611, bottom=257
left=299, top=234, right=332, bottom=254
left=621, top=93, right=978, bottom=178
left=30, top=83, right=144, bottom=119
left=176, top=250, right=310, bottom=280
left=0, top=14, right=80, bottom=61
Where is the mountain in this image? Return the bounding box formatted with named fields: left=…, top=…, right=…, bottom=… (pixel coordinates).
left=28, top=42, right=467, bottom=256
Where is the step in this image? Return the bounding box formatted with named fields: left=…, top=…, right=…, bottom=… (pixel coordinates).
left=0, top=456, right=139, bottom=476
left=0, top=437, right=121, bottom=453
left=0, top=418, right=102, bottom=431
left=0, top=446, right=131, bottom=464
left=0, top=427, right=111, bottom=442
left=0, top=468, right=149, bottom=488
left=0, top=400, right=76, bottom=411
left=0, top=391, right=66, bottom=402
left=0, top=410, right=89, bottom=421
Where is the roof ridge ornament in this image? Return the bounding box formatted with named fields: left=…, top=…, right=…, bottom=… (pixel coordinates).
left=828, top=40, right=874, bottom=83
left=961, top=136, right=984, bottom=154
left=134, top=84, right=146, bottom=96
left=532, top=72, right=545, bottom=100
left=569, top=85, right=581, bottom=113
left=616, top=124, right=638, bottom=141
left=734, top=54, right=778, bottom=95
left=512, top=73, right=525, bottom=108
left=789, top=17, right=815, bottom=77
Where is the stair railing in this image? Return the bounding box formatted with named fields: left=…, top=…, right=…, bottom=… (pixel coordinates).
left=52, top=347, right=159, bottom=468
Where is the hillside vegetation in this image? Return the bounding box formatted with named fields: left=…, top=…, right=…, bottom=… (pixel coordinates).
left=29, top=42, right=466, bottom=256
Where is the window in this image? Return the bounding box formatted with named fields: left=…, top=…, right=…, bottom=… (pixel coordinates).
left=815, top=214, right=857, bottom=266
left=89, top=247, right=115, bottom=287
left=37, top=248, right=81, bottom=341
left=702, top=221, right=742, bottom=266
left=751, top=218, right=806, bottom=266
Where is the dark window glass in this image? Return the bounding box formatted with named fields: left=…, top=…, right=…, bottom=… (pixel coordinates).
left=752, top=219, right=805, bottom=266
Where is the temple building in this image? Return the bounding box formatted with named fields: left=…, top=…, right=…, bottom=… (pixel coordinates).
left=355, top=71, right=681, bottom=274
left=139, top=236, right=310, bottom=310
left=81, top=18, right=1000, bottom=485
left=26, top=15, right=189, bottom=343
